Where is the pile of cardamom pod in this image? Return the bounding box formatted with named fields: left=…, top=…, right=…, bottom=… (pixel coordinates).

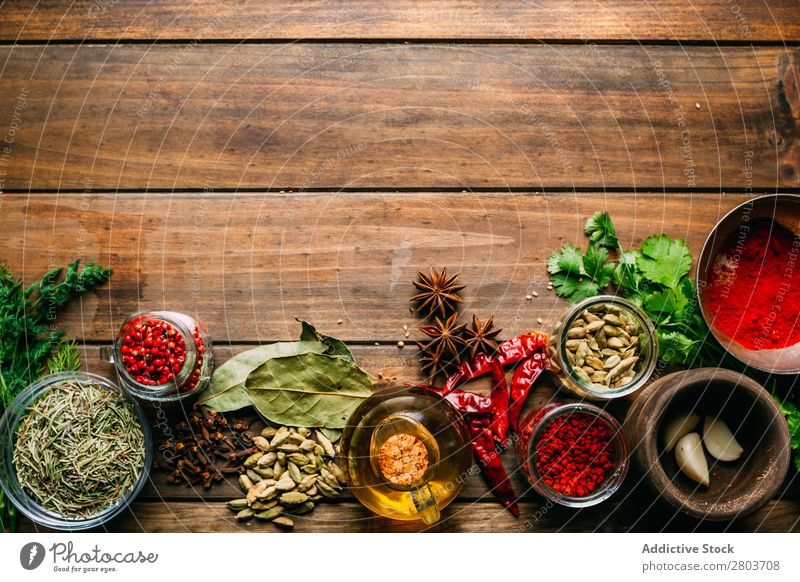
left=226, top=425, right=345, bottom=530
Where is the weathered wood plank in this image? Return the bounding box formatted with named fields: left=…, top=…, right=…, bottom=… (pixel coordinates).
left=0, top=45, right=797, bottom=191
left=0, top=192, right=753, bottom=341
left=18, top=499, right=800, bottom=533
left=1, top=1, right=798, bottom=42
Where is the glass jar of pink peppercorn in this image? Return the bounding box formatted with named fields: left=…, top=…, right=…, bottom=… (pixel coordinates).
left=101, top=311, right=213, bottom=402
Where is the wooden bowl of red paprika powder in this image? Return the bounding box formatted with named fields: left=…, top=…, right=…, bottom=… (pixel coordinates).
left=625, top=368, right=790, bottom=520
left=696, top=193, right=800, bottom=373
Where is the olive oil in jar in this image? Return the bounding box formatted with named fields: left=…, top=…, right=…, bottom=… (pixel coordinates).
left=340, top=386, right=471, bottom=523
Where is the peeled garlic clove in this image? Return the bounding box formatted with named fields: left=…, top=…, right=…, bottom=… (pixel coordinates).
left=662, top=412, right=701, bottom=452
left=703, top=416, right=744, bottom=462
left=675, top=432, right=709, bottom=486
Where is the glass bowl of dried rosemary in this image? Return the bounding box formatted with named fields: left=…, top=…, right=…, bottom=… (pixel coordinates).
left=0, top=371, right=152, bottom=530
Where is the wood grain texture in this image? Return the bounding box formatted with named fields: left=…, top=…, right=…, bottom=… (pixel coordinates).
left=0, top=192, right=753, bottom=341
left=1, top=45, right=798, bottom=191
left=18, top=500, right=800, bottom=533
left=1, top=1, right=799, bottom=42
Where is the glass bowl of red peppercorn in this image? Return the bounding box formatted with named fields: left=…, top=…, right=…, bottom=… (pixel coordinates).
left=549, top=295, right=659, bottom=400
left=517, top=402, right=629, bottom=507
left=102, top=310, right=213, bottom=402
left=697, top=193, right=800, bottom=374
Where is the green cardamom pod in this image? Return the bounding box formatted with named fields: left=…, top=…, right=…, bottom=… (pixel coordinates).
left=316, top=480, right=340, bottom=499
left=255, top=507, right=283, bottom=522
left=270, top=427, right=291, bottom=449
left=315, top=430, right=336, bottom=457
left=239, top=474, right=254, bottom=493
left=273, top=516, right=294, bottom=530
left=299, top=439, right=317, bottom=452
left=246, top=469, right=262, bottom=483
left=288, top=453, right=309, bottom=466
left=297, top=427, right=312, bottom=437
left=321, top=473, right=340, bottom=490
left=279, top=491, right=309, bottom=506
left=244, top=452, right=264, bottom=468
left=288, top=462, right=302, bottom=483
left=288, top=433, right=306, bottom=445
left=253, top=467, right=274, bottom=479
left=301, top=464, right=317, bottom=475
left=226, top=498, right=249, bottom=511
left=252, top=436, right=271, bottom=452
left=273, top=461, right=285, bottom=479
left=260, top=427, right=278, bottom=439
left=258, top=452, right=277, bottom=467
left=327, top=462, right=346, bottom=485
left=278, top=444, right=300, bottom=454
left=250, top=499, right=278, bottom=511
left=236, top=508, right=255, bottom=521
left=297, top=475, right=317, bottom=492
left=275, top=474, right=296, bottom=492
left=288, top=501, right=315, bottom=515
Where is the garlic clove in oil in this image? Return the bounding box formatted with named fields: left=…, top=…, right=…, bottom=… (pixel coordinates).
left=675, top=432, right=709, bottom=486
left=662, top=412, right=701, bottom=452
left=703, top=416, right=744, bottom=462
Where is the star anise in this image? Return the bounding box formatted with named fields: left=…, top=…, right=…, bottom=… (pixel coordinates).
left=419, top=313, right=467, bottom=381
left=411, top=267, right=465, bottom=320
left=463, top=314, right=502, bottom=359
left=418, top=344, right=451, bottom=382
left=419, top=313, right=468, bottom=360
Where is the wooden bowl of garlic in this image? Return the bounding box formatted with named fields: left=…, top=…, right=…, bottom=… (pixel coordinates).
left=625, top=368, right=790, bottom=521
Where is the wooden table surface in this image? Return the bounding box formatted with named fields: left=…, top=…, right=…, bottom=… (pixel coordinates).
left=1, top=0, right=799, bottom=533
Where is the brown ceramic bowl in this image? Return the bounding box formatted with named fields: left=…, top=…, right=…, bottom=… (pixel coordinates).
left=696, top=193, right=800, bottom=374
left=625, top=368, right=790, bottom=521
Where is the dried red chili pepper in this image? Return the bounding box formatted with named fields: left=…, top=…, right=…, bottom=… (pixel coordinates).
left=509, top=352, right=550, bottom=434
left=489, top=360, right=509, bottom=444
left=426, top=385, right=493, bottom=415
left=468, top=415, right=519, bottom=517
left=425, top=383, right=517, bottom=515
left=443, top=331, right=548, bottom=394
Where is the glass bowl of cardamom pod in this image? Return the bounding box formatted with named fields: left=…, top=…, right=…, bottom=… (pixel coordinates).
left=548, top=295, right=659, bottom=400
left=0, top=371, right=152, bottom=530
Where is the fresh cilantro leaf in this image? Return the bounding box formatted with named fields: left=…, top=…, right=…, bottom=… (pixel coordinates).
left=773, top=396, right=800, bottom=472
left=584, top=211, right=619, bottom=249
left=657, top=330, right=700, bottom=365
left=582, top=244, right=615, bottom=288
left=550, top=272, right=600, bottom=303
left=644, top=287, right=689, bottom=321
left=547, top=243, right=586, bottom=275
left=613, top=250, right=644, bottom=295
left=636, top=235, right=691, bottom=287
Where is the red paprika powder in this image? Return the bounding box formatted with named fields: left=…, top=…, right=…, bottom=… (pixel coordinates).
left=705, top=219, right=800, bottom=350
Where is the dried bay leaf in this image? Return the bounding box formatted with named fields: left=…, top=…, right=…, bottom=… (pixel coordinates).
left=196, top=340, right=326, bottom=411
left=246, top=352, right=374, bottom=428
left=297, top=318, right=354, bottom=360
left=319, top=428, right=342, bottom=443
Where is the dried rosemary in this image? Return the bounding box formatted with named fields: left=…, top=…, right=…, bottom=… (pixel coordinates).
left=13, top=380, right=145, bottom=519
